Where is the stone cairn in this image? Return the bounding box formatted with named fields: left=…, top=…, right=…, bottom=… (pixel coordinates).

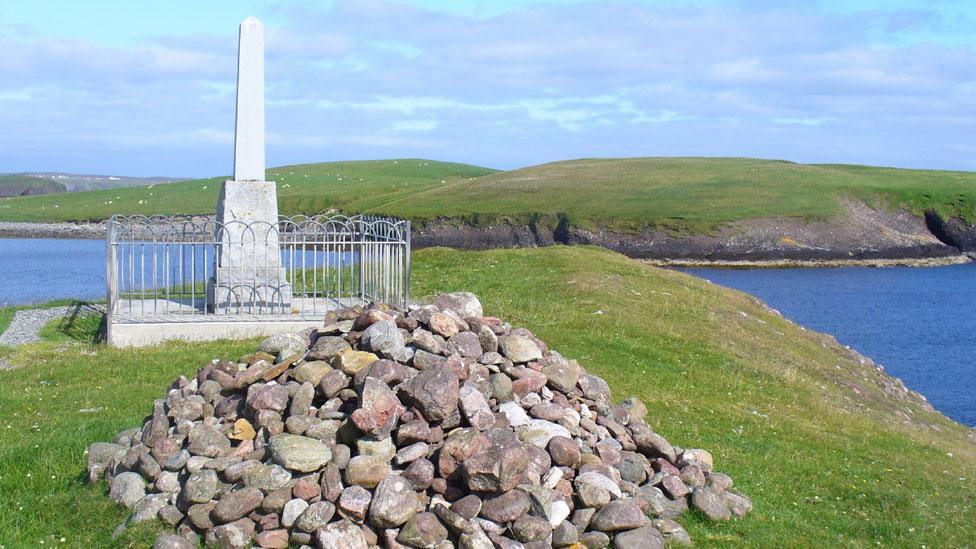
left=87, top=292, right=751, bottom=549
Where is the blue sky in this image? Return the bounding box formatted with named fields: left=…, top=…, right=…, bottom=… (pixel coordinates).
left=1, top=0, right=974, bottom=176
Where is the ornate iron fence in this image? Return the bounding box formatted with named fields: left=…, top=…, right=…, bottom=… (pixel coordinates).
left=106, top=214, right=410, bottom=323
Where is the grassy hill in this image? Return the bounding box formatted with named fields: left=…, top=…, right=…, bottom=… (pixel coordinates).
left=0, top=246, right=973, bottom=547
left=0, top=175, right=65, bottom=197
left=0, top=160, right=496, bottom=223
left=2, top=157, right=976, bottom=235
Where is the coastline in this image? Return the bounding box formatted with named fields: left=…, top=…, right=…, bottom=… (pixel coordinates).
left=0, top=221, right=106, bottom=240
left=647, top=255, right=973, bottom=269
left=1, top=219, right=974, bottom=269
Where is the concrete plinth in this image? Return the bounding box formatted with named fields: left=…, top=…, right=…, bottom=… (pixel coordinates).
left=211, top=179, right=292, bottom=311
left=109, top=318, right=321, bottom=348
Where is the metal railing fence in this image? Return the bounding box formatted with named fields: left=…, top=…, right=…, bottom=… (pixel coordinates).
left=106, top=214, right=410, bottom=322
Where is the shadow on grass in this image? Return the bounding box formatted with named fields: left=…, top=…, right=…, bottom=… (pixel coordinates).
left=39, top=301, right=107, bottom=344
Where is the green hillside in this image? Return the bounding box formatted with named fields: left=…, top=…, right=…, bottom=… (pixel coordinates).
left=2, top=158, right=976, bottom=235
left=0, top=246, right=973, bottom=547
left=0, top=175, right=65, bottom=197
left=0, top=159, right=496, bottom=223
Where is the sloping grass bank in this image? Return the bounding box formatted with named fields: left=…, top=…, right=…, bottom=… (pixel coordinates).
left=0, top=246, right=973, bottom=547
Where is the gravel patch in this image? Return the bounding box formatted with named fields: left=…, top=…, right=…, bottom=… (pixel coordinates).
left=0, top=306, right=73, bottom=346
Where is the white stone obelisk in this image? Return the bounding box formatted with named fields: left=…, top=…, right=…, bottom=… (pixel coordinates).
left=210, top=16, right=291, bottom=312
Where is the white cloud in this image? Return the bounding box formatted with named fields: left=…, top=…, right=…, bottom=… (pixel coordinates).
left=390, top=120, right=439, bottom=132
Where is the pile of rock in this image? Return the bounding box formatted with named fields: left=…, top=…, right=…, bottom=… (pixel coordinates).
left=87, top=292, right=751, bottom=549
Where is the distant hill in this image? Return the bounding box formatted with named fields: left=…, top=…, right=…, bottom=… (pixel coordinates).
left=0, top=159, right=496, bottom=222
left=0, top=172, right=184, bottom=198
left=0, top=175, right=65, bottom=197
left=2, top=157, right=975, bottom=261
left=3, top=157, right=975, bottom=229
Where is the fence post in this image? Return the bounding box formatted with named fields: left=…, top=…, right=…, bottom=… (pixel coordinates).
left=404, top=220, right=411, bottom=309
left=105, top=218, right=117, bottom=345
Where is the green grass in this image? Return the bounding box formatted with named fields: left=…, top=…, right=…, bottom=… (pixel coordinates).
left=0, top=159, right=496, bottom=223
left=0, top=246, right=974, bottom=547
left=0, top=299, right=85, bottom=339
left=2, top=157, right=976, bottom=235
left=0, top=175, right=65, bottom=198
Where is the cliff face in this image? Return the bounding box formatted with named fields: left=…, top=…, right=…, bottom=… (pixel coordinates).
left=414, top=199, right=966, bottom=262
left=2, top=199, right=973, bottom=264
left=924, top=210, right=976, bottom=255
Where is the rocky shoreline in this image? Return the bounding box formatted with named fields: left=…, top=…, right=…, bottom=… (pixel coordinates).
left=0, top=220, right=106, bottom=239
left=4, top=200, right=975, bottom=267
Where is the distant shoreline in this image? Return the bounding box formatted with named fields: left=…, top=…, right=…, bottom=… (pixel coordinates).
left=1, top=220, right=973, bottom=268
left=0, top=221, right=106, bottom=240
left=648, top=255, right=973, bottom=269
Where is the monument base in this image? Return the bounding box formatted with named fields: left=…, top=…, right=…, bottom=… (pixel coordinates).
left=207, top=269, right=292, bottom=313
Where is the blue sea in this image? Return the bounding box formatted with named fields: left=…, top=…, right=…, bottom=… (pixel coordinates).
left=0, top=238, right=972, bottom=426
left=681, top=263, right=976, bottom=427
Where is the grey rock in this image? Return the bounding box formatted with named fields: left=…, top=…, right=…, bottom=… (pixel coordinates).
left=398, top=511, right=449, bottom=548
left=552, top=520, right=579, bottom=547
left=109, top=472, right=146, bottom=508
left=87, top=442, right=125, bottom=482
left=308, top=335, right=351, bottom=361
left=725, top=490, right=753, bottom=517
left=357, top=436, right=397, bottom=462
left=490, top=373, right=514, bottom=402
left=258, top=332, right=307, bottom=355
left=361, top=320, right=406, bottom=357
left=346, top=455, right=392, bottom=488
left=518, top=419, right=572, bottom=448
left=403, top=458, right=435, bottom=491
left=691, top=486, right=731, bottom=521
left=294, top=500, right=336, bottom=532
left=268, top=433, right=332, bottom=472
left=395, top=441, right=429, bottom=465
left=242, top=463, right=292, bottom=491
left=130, top=493, right=169, bottom=523
left=398, top=364, right=460, bottom=421
left=511, top=514, right=550, bottom=542
left=459, top=385, right=495, bottom=430
left=281, top=498, right=309, bottom=528
left=653, top=518, right=692, bottom=546
left=183, top=469, right=219, bottom=504
left=589, top=500, right=649, bottom=531
left=480, top=490, right=531, bottom=523
left=186, top=423, right=231, bottom=458
left=369, top=473, right=419, bottom=528
left=448, top=331, right=483, bottom=358
left=212, top=487, right=263, bottom=523
left=153, top=533, right=195, bottom=549
left=579, top=531, right=610, bottom=548
left=433, top=292, right=483, bottom=318
left=578, top=375, right=611, bottom=404
left=613, top=526, right=664, bottom=549
left=316, top=519, right=369, bottom=549
left=542, top=358, right=581, bottom=394
left=499, top=335, right=543, bottom=363
left=187, top=502, right=216, bottom=530
left=498, top=401, right=531, bottom=427
left=477, top=325, right=498, bottom=354
left=413, top=349, right=446, bottom=370
left=208, top=517, right=255, bottom=549
left=617, top=452, right=648, bottom=484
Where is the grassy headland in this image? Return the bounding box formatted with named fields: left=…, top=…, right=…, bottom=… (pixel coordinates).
left=0, top=175, right=65, bottom=198
left=0, top=246, right=973, bottom=547
left=0, top=160, right=496, bottom=224
left=2, top=158, right=976, bottom=236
